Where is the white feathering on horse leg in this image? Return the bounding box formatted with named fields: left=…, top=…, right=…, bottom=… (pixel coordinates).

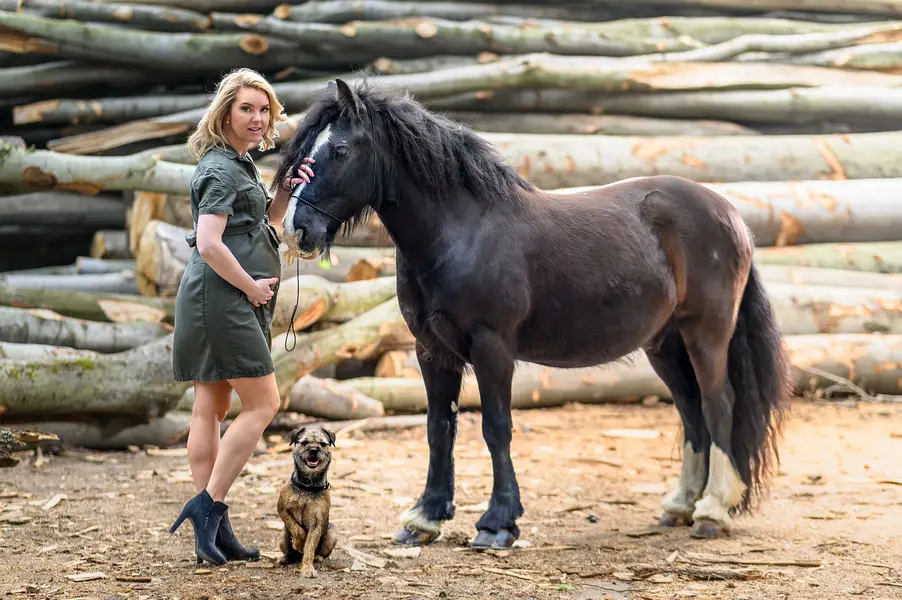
left=691, top=444, right=747, bottom=530
left=661, top=441, right=706, bottom=519
left=399, top=505, right=442, bottom=535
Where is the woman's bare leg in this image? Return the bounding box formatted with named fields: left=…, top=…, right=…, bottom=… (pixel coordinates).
left=187, top=380, right=233, bottom=493
left=206, top=373, right=280, bottom=502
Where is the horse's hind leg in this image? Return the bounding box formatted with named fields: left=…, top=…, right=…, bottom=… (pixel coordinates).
left=645, top=324, right=710, bottom=527
left=676, top=311, right=747, bottom=539
left=394, top=342, right=463, bottom=546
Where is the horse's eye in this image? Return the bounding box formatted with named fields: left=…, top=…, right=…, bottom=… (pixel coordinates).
left=335, top=145, right=349, bottom=156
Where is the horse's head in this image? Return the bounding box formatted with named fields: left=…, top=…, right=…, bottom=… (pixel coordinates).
left=274, top=79, right=380, bottom=262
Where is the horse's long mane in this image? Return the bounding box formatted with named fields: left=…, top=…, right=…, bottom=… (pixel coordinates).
left=272, top=80, right=535, bottom=214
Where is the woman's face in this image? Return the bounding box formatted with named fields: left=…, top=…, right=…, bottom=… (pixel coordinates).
left=225, top=86, right=270, bottom=151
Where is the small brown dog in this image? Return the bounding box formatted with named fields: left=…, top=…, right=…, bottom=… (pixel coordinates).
left=277, top=425, right=338, bottom=578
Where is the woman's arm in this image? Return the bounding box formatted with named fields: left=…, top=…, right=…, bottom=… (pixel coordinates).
left=267, top=157, right=315, bottom=225
left=196, top=214, right=278, bottom=306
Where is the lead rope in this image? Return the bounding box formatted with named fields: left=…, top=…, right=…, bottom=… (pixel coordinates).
left=284, top=258, right=300, bottom=352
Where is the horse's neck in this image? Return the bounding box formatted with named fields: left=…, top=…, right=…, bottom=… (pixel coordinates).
left=376, top=182, right=482, bottom=275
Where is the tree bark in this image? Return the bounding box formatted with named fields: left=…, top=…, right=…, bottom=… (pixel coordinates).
left=603, top=0, right=902, bottom=17
left=90, top=230, right=131, bottom=260
left=757, top=264, right=902, bottom=290
left=74, top=257, right=137, bottom=274
left=0, top=11, right=345, bottom=72
left=128, top=191, right=192, bottom=256
left=88, top=0, right=286, bottom=14
left=0, top=282, right=174, bottom=323
left=0, top=271, right=138, bottom=294
left=786, top=333, right=902, bottom=397
left=10, top=413, right=192, bottom=450
left=756, top=241, right=902, bottom=273
left=777, top=41, right=902, bottom=71
left=0, top=60, right=176, bottom=99
left=0, top=0, right=211, bottom=32
left=0, top=191, right=126, bottom=228
left=766, top=281, right=902, bottom=335
left=484, top=129, right=902, bottom=188
left=272, top=0, right=624, bottom=24
left=0, top=333, right=188, bottom=422
left=443, top=111, right=759, bottom=136
left=13, top=90, right=216, bottom=126
left=285, top=375, right=385, bottom=420
left=0, top=138, right=194, bottom=195
left=0, top=341, right=97, bottom=361
left=0, top=427, right=58, bottom=467
left=0, top=305, right=170, bottom=352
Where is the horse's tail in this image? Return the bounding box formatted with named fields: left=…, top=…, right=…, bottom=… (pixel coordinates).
left=727, top=262, right=793, bottom=514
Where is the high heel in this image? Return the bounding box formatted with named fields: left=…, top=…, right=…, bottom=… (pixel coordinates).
left=216, top=506, right=260, bottom=562
left=169, top=489, right=228, bottom=566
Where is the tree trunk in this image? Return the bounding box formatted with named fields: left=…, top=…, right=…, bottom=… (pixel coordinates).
left=272, top=0, right=625, bottom=24
left=0, top=305, right=169, bottom=352
left=485, top=129, right=902, bottom=188
left=10, top=413, right=192, bottom=450
left=285, top=375, right=385, bottom=420
left=128, top=191, right=193, bottom=256
left=0, top=341, right=96, bottom=361
left=443, top=111, right=759, bottom=136
left=87, top=0, right=286, bottom=14
left=0, top=11, right=349, bottom=72
left=755, top=241, right=902, bottom=273
left=0, top=333, right=188, bottom=422
left=786, top=333, right=902, bottom=397
left=766, top=281, right=902, bottom=335
left=0, top=138, right=194, bottom=195
left=0, top=0, right=212, bottom=33
left=271, top=297, right=414, bottom=398
left=14, top=90, right=214, bottom=126
left=0, top=271, right=138, bottom=294
left=757, top=264, right=902, bottom=290
left=0, top=282, right=174, bottom=323
left=603, top=0, right=902, bottom=17
left=778, top=41, right=902, bottom=71
left=0, top=427, right=59, bottom=467
left=0, top=191, right=125, bottom=228
left=90, top=230, right=130, bottom=260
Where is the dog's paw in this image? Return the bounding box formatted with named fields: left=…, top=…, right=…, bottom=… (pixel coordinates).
left=299, top=564, right=317, bottom=578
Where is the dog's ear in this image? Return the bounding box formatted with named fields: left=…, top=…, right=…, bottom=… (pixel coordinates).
left=322, top=428, right=336, bottom=447
left=289, top=427, right=306, bottom=446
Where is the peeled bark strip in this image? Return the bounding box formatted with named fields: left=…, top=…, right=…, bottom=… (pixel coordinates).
left=786, top=333, right=902, bottom=397
left=756, top=242, right=902, bottom=273
left=0, top=427, right=59, bottom=467
left=0, top=191, right=125, bottom=228
left=273, top=0, right=620, bottom=24
left=444, top=111, right=759, bottom=136
left=128, top=191, right=192, bottom=255
left=0, top=11, right=339, bottom=72
left=286, top=375, right=385, bottom=420
left=12, top=413, right=192, bottom=450
left=0, top=271, right=138, bottom=294
left=0, top=333, right=187, bottom=422
left=0, top=282, right=175, bottom=323
left=0, top=138, right=194, bottom=195
left=0, top=305, right=170, bottom=353
left=0, top=0, right=211, bottom=32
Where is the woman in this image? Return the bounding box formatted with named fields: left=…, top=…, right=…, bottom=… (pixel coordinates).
left=168, top=68, right=315, bottom=566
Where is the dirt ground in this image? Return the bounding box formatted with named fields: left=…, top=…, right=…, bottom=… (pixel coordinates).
left=1, top=400, right=901, bottom=600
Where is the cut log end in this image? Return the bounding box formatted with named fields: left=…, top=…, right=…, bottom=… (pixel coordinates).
left=239, top=34, right=269, bottom=55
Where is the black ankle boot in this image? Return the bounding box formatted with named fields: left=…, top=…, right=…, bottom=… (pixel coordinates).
left=216, top=506, right=260, bottom=562
left=169, top=489, right=228, bottom=566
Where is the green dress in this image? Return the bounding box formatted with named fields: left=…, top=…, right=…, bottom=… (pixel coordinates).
left=172, top=145, right=282, bottom=382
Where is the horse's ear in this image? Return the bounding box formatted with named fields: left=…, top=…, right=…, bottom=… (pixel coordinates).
left=334, top=78, right=362, bottom=116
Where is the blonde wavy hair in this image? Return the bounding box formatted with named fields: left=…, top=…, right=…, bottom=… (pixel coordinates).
left=187, top=68, right=286, bottom=160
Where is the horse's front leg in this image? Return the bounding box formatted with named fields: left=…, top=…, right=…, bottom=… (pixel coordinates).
left=394, top=343, right=463, bottom=546
left=468, top=327, right=522, bottom=550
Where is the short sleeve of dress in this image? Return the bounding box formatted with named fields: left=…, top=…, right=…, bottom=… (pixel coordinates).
left=195, top=166, right=237, bottom=217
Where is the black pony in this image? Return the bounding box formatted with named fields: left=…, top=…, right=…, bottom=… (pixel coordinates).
left=273, top=79, right=792, bottom=550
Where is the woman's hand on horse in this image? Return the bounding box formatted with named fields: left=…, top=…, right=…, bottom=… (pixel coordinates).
left=246, top=277, right=279, bottom=307
left=290, top=157, right=315, bottom=186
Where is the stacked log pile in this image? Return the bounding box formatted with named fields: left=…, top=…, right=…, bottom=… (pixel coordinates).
left=4, top=0, right=902, bottom=458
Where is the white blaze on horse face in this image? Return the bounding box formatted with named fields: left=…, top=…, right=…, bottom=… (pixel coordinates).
left=282, top=124, right=333, bottom=260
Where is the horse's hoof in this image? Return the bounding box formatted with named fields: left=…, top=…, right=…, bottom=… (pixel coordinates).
left=393, top=528, right=440, bottom=546
left=690, top=519, right=724, bottom=539
left=470, top=529, right=517, bottom=550
left=659, top=513, right=692, bottom=528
